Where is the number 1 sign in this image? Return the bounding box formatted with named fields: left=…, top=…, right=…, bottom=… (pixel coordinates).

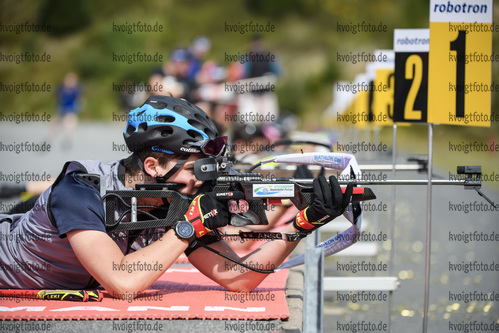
left=428, top=0, right=493, bottom=127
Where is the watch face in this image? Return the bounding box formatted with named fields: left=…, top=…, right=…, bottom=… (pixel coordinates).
left=177, top=221, right=195, bottom=238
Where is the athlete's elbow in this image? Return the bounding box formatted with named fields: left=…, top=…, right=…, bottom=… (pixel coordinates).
left=110, top=289, right=137, bottom=301
left=224, top=280, right=260, bottom=293
left=105, top=281, right=144, bottom=300
left=107, top=286, right=142, bottom=301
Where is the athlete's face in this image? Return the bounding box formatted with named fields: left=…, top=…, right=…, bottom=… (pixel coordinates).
left=158, top=154, right=204, bottom=196
left=135, top=154, right=204, bottom=207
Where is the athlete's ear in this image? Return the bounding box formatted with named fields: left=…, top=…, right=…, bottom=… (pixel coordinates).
left=142, top=157, right=159, bottom=177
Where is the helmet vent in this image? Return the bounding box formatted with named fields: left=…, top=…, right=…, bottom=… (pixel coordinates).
left=187, top=119, right=204, bottom=131
left=204, top=128, right=214, bottom=138
left=137, top=123, right=148, bottom=132
left=156, top=115, right=175, bottom=123
left=151, top=101, right=168, bottom=109
left=173, top=105, right=191, bottom=116
left=194, top=113, right=207, bottom=122
left=125, top=124, right=136, bottom=135
left=160, top=126, right=174, bottom=137
left=187, top=129, right=202, bottom=140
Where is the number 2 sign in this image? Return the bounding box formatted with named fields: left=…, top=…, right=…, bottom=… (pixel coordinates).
left=393, top=29, right=430, bottom=123
left=428, top=0, right=493, bottom=127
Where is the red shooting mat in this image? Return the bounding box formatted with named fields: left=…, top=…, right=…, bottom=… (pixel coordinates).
left=0, top=267, right=289, bottom=321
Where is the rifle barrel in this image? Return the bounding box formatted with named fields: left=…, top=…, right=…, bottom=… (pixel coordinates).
left=293, top=179, right=466, bottom=186
left=267, top=164, right=423, bottom=171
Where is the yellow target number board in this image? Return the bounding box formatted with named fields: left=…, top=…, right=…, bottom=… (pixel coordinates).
left=428, top=0, right=493, bottom=126
left=369, top=51, right=395, bottom=126
left=393, top=29, right=430, bottom=123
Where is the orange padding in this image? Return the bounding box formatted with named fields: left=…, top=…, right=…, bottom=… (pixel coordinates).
left=0, top=267, right=289, bottom=321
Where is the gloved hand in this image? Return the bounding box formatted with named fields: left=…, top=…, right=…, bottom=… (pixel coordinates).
left=184, top=191, right=244, bottom=238
left=293, top=175, right=353, bottom=232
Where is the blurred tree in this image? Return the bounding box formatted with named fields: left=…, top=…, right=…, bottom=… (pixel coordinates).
left=39, top=0, right=92, bottom=36
left=245, top=0, right=317, bottom=16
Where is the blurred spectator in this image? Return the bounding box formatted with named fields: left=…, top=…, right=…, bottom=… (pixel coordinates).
left=238, top=35, right=282, bottom=122
left=149, top=48, right=197, bottom=100
left=192, top=58, right=236, bottom=136
left=188, top=36, right=211, bottom=82
left=230, top=123, right=280, bottom=164
left=225, top=61, right=245, bottom=83
left=243, top=35, right=282, bottom=80
left=46, top=72, right=84, bottom=149
left=195, top=60, right=226, bottom=86
left=116, top=79, right=148, bottom=114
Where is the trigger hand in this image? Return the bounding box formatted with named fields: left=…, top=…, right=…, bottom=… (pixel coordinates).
left=228, top=199, right=249, bottom=214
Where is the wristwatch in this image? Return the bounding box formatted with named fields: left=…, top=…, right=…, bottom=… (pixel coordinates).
left=173, top=221, right=196, bottom=246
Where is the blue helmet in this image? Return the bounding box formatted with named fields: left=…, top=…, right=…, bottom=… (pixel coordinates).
left=124, top=95, right=219, bottom=155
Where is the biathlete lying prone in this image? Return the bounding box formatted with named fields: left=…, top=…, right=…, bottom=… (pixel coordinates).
left=0, top=95, right=354, bottom=299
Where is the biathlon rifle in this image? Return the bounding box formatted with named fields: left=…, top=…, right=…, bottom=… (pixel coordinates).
left=102, top=152, right=376, bottom=232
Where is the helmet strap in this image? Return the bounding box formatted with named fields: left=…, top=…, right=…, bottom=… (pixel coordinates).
left=135, top=153, right=149, bottom=178
left=135, top=153, right=189, bottom=183
left=155, top=154, right=189, bottom=183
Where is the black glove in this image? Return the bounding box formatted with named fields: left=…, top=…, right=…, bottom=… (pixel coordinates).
left=184, top=191, right=244, bottom=238
left=293, top=175, right=353, bottom=232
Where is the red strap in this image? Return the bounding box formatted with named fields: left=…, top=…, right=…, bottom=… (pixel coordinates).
left=295, top=209, right=315, bottom=231
left=191, top=218, right=209, bottom=238
left=185, top=195, right=210, bottom=238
